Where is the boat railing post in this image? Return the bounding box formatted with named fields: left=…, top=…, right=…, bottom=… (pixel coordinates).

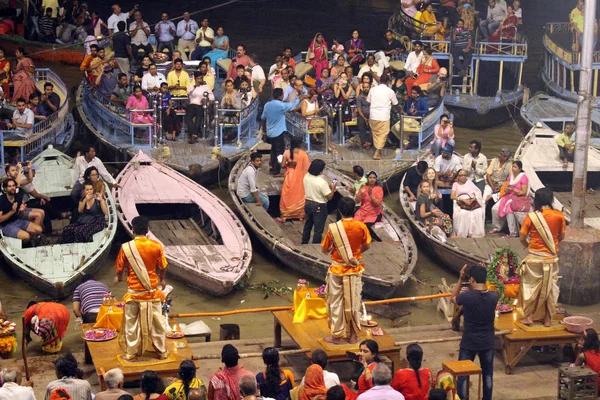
left=213, top=100, right=221, bottom=149
left=324, top=116, right=329, bottom=156
left=151, top=95, right=158, bottom=148
left=337, top=103, right=343, bottom=146
left=400, top=115, right=405, bottom=154
left=157, top=93, right=163, bottom=146
left=202, top=91, right=209, bottom=139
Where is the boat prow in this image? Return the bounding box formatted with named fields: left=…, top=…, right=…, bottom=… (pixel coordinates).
left=0, top=146, right=117, bottom=298
left=113, top=154, right=252, bottom=296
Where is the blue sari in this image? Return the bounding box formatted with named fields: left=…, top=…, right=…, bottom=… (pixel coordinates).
left=205, top=35, right=229, bottom=69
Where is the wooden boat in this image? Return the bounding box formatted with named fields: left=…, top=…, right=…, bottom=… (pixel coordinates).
left=399, top=162, right=527, bottom=274
left=520, top=93, right=600, bottom=136
left=541, top=23, right=600, bottom=108
left=0, top=146, right=117, bottom=298
left=0, top=35, right=85, bottom=65
left=514, top=125, right=600, bottom=229
left=113, top=151, right=252, bottom=296
left=228, top=153, right=418, bottom=299
left=388, top=9, right=528, bottom=129
left=1, top=68, right=75, bottom=165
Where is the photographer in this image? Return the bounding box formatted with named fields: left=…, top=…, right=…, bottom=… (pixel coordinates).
left=186, top=71, right=215, bottom=144
left=59, top=180, right=108, bottom=244
left=425, top=67, right=447, bottom=108
left=235, top=76, right=255, bottom=109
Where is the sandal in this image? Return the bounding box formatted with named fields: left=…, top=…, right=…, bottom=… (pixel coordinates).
left=275, top=217, right=286, bottom=223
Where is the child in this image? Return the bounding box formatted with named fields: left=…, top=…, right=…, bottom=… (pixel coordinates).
left=268, top=55, right=286, bottom=84
left=513, top=0, right=522, bottom=23
left=202, top=56, right=217, bottom=77
left=233, top=64, right=246, bottom=89
left=331, top=38, right=345, bottom=56
left=159, top=82, right=176, bottom=141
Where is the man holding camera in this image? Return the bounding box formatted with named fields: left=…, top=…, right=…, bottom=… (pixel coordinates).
left=186, top=71, right=214, bottom=144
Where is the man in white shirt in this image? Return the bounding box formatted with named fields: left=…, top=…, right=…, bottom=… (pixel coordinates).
left=107, top=3, right=136, bottom=36
left=479, top=0, right=507, bottom=39
left=186, top=71, right=215, bottom=143
left=357, top=54, right=384, bottom=83
left=367, top=74, right=403, bottom=160
left=8, top=98, right=35, bottom=137
left=248, top=54, right=266, bottom=94
left=129, top=10, right=153, bottom=63
left=0, top=368, right=35, bottom=400
left=176, top=12, right=198, bottom=61
left=71, top=146, right=116, bottom=202
left=236, top=152, right=269, bottom=210
left=404, top=40, right=424, bottom=75
left=300, top=350, right=341, bottom=389
left=434, top=144, right=462, bottom=188
left=463, top=140, right=488, bottom=193
left=191, top=18, right=214, bottom=61
left=141, top=63, right=166, bottom=93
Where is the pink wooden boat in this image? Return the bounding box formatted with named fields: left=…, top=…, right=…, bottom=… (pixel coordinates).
left=113, top=151, right=252, bottom=296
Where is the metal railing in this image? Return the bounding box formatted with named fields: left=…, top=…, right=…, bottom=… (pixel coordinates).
left=285, top=111, right=330, bottom=154
left=545, top=22, right=600, bottom=65
left=216, top=98, right=260, bottom=148
left=474, top=30, right=528, bottom=57
left=1, top=69, right=70, bottom=161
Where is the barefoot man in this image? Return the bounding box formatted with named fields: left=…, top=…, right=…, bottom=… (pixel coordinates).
left=321, top=197, right=371, bottom=344
left=114, top=216, right=169, bottom=360
left=518, top=187, right=566, bottom=327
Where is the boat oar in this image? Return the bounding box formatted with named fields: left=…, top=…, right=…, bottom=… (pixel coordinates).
left=21, top=316, right=31, bottom=381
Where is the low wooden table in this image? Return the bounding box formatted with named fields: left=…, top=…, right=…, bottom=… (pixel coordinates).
left=442, top=360, right=482, bottom=400
left=81, top=322, right=198, bottom=389
left=272, top=310, right=401, bottom=370
left=495, top=313, right=579, bottom=375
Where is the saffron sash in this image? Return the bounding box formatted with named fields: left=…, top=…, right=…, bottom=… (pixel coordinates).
left=122, top=239, right=154, bottom=294
left=329, top=220, right=359, bottom=267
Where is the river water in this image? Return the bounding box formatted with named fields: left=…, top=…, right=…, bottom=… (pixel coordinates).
left=3, top=0, right=597, bottom=356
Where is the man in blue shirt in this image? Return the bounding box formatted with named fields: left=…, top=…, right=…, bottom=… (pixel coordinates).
left=405, top=86, right=429, bottom=117
left=261, top=88, right=299, bottom=176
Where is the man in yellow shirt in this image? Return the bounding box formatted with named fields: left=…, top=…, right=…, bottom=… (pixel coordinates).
left=556, top=122, right=575, bottom=168
left=114, top=216, right=168, bottom=360
left=167, top=58, right=190, bottom=97
left=569, top=0, right=583, bottom=25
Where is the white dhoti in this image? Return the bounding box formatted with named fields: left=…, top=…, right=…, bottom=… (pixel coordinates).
left=326, top=271, right=363, bottom=339
left=518, top=254, right=560, bottom=321
left=119, top=297, right=167, bottom=359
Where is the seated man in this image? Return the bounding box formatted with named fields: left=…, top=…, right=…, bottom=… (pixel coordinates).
left=434, top=144, right=462, bottom=189
left=94, top=368, right=128, bottom=400
left=207, top=344, right=253, bottom=399
left=141, top=63, right=167, bottom=93
left=405, top=87, right=429, bottom=117
left=45, top=353, right=92, bottom=400
left=7, top=98, right=34, bottom=137
left=357, top=54, right=384, bottom=83
left=39, top=82, right=61, bottom=116
left=198, top=62, right=215, bottom=90
left=404, top=160, right=429, bottom=201
left=72, top=146, right=117, bottom=201
left=96, top=65, right=118, bottom=98
left=0, top=179, right=43, bottom=243
left=437, top=0, right=459, bottom=27
left=300, top=349, right=341, bottom=388
left=556, top=122, right=575, bottom=168
left=0, top=367, right=34, bottom=399
left=5, top=162, right=50, bottom=232
left=111, top=73, right=131, bottom=106
left=236, top=152, right=269, bottom=211
left=56, top=20, right=77, bottom=44
left=29, top=93, right=48, bottom=121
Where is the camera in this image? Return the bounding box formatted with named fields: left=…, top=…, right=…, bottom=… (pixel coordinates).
left=239, top=88, right=251, bottom=94
left=439, top=76, right=447, bottom=82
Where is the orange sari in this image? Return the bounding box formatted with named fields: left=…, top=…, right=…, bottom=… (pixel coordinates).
left=280, top=149, right=310, bottom=219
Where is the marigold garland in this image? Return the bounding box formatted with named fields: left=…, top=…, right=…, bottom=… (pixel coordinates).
left=486, top=248, right=520, bottom=305
left=0, top=334, right=17, bottom=358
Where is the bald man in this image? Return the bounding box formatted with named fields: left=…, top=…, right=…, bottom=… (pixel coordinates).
left=0, top=368, right=35, bottom=400
left=188, top=388, right=207, bottom=400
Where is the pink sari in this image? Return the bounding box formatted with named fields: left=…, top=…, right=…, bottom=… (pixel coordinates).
left=497, top=172, right=530, bottom=218
left=126, top=95, right=154, bottom=124
left=12, top=58, right=36, bottom=104
left=308, top=34, right=329, bottom=80
left=280, top=149, right=310, bottom=219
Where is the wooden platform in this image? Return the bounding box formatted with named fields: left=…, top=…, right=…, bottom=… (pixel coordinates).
left=446, top=236, right=528, bottom=264
left=272, top=310, right=401, bottom=370
left=81, top=323, right=198, bottom=389
left=520, top=94, right=600, bottom=133
left=495, top=313, right=578, bottom=375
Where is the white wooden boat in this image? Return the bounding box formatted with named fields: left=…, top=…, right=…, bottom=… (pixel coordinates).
left=0, top=146, right=118, bottom=298
left=514, top=126, right=600, bottom=230
left=229, top=153, right=418, bottom=299
left=113, top=151, right=252, bottom=296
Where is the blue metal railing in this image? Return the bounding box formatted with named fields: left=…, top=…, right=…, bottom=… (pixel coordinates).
left=217, top=98, right=259, bottom=148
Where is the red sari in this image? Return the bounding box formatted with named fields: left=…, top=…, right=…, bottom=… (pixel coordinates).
left=0, top=58, right=10, bottom=100
left=12, top=58, right=36, bottom=105
left=405, top=56, right=440, bottom=94
left=357, top=362, right=377, bottom=395
left=308, top=34, right=329, bottom=80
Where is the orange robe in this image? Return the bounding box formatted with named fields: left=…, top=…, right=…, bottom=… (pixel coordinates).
left=280, top=149, right=310, bottom=219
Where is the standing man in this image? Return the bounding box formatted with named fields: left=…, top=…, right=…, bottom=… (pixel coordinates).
left=186, top=71, right=215, bottom=144
left=367, top=74, right=403, bottom=160
left=451, top=264, right=498, bottom=400
left=107, top=3, right=137, bottom=36
left=356, top=81, right=372, bottom=148
left=518, top=188, right=566, bottom=327
left=260, top=88, right=300, bottom=176
left=112, top=21, right=134, bottom=79
left=452, top=19, right=473, bottom=76
left=248, top=54, right=266, bottom=94
left=176, top=12, right=198, bottom=61
left=556, top=122, right=575, bottom=168
left=463, top=140, right=487, bottom=193
left=129, top=10, right=153, bottom=63
left=73, top=146, right=116, bottom=191
left=236, top=152, right=269, bottom=211
left=72, top=275, right=110, bottom=324
left=191, top=18, right=214, bottom=61
left=155, top=12, right=176, bottom=56
left=321, top=196, right=371, bottom=344
left=114, top=216, right=169, bottom=361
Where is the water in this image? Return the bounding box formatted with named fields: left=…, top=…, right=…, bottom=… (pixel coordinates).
left=5, top=0, right=597, bottom=356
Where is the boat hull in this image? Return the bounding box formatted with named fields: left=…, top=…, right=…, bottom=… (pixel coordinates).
left=444, top=91, right=524, bottom=129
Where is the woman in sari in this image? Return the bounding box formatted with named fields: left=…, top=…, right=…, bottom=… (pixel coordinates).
left=345, top=30, right=365, bottom=76
left=491, top=160, right=531, bottom=237
left=90, top=11, right=108, bottom=38
left=256, top=347, right=295, bottom=400
left=126, top=86, right=154, bottom=124
left=24, top=301, right=70, bottom=353
left=0, top=49, right=10, bottom=100
left=354, top=171, right=384, bottom=241
left=416, top=180, right=453, bottom=236
left=451, top=169, right=485, bottom=238
left=307, top=33, right=329, bottom=80
left=419, top=3, right=445, bottom=39
left=457, top=0, right=475, bottom=31
left=356, top=340, right=381, bottom=395
left=405, top=46, right=440, bottom=94
left=12, top=48, right=36, bottom=105
left=278, top=136, right=310, bottom=222
left=298, top=365, right=328, bottom=400
left=489, top=5, right=518, bottom=43
left=205, top=27, right=229, bottom=70
left=331, top=55, right=346, bottom=79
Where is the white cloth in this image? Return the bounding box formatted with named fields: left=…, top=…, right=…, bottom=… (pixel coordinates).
left=74, top=156, right=115, bottom=184
left=107, top=12, right=128, bottom=32
left=434, top=154, right=462, bottom=174
left=0, top=383, right=36, bottom=400
left=141, top=72, right=166, bottom=91
left=404, top=51, right=424, bottom=74
left=303, top=174, right=331, bottom=204
left=374, top=50, right=390, bottom=69
left=251, top=65, right=266, bottom=84
left=357, top=63, right=384, bottom=79
left=453, top=204, right=485, bottom=238
left=463, top=153, right=488, bottom=183
left=129, top=21, right=150, bottom=45
left=194, top=26, right=214, bottom=47
left=367, top=84, right=398, bottom=121
left=176, top=19, right=198, bottom=40
left=300, top=370, right=341, bottom=389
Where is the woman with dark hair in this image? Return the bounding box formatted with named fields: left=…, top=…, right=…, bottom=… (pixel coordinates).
left=575, top=328, right=600, bottom=384
left=134, top=370, right=168, bottom=400
left=0, top=48, right=10, bottom=101
left=307, top=33, right=329, bottom=80
left=279, top=136, right=310, bottom=222
left=354, top=171, right=383, bottom=241
left=60, top=180, right=108, bottom=244
left=391, top=344, right=433, bottom=400
left=356, top=339, right=381, bottom=395
left=345, top=30, right=365, bottom=76
left=256, top=347, right=295, bottom=400
left=490, top=160, right=531, bottom=237
left=164, top=360, right=204, bottom=400
left=302, top=159, right=336, bottom=244
left=12, top=47, right=36, bottom=105
left=405, top=45, right=440, bottom=94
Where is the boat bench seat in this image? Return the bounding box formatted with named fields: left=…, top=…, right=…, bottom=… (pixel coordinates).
left=295, top=62, right=313, bottom=79
left=217, top=58, right=232, bottom=75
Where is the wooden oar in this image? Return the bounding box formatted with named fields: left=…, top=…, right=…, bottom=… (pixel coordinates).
left=21, top=316, right=31, bottom=381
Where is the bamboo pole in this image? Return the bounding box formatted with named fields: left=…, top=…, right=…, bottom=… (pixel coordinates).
left=394, top=329, right=513, bottom=346
left=170, top=293, right=452, bottom=318
left=21, top=316, right=30, bottom=381
left=192, top=348, right=310, bottom=360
